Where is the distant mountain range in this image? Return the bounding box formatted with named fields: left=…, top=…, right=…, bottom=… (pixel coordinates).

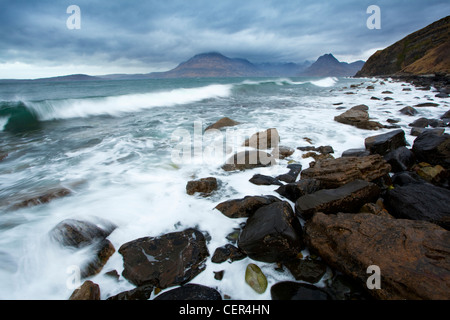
left=301, top=54, right=365, bottom=77
left=6, top=52, right=366, bottom=81
left=357, top=15, right=450, bottom=77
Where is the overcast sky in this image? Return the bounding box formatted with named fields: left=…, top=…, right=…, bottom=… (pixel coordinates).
left=0, top=0, right=448, bottom=79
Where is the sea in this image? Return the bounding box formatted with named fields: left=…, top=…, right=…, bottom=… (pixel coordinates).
left=0, top=76, right=448, bottom=300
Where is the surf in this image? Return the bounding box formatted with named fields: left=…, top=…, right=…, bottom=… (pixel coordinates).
left=0, top=84, right=232, bottom=132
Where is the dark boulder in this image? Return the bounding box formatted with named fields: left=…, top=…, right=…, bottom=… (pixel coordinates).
left=275, top=179, right=322, bottom=203
left=410, top=127, right=445, bottom=137
left=341, top=148, right=370, bottom=157
left=186, top=177, right=218, bottom=196
left=283, top=258, right=328, bottom=284
left=118, top=228, right=209, bottom=288
left=304, top=212, right=450, bottom=300
left=383, top=146, right=416, bottom=172
left=334, top=105, right=383, bottom=130
left=384, top=183, right=450, bottom=230
left=364, top=129, right=407, bottom=156
left=211, top=244, right=247, bottom=264
left=409, top=117, right=429, bottom=128
left=271, top=282, right=331, bottom=300
left=276, top=163, right=302, bottom=183
left=238, top=201, right=304, bottom=263
left=222, top=151, right=276, bottom=171
left=412, top=130, right=450, bottom=169
left=154, top=284, right=222, bottom=300
left=295, top=180, right=380, bottom=220
left=69, top=281, right=101, bottom=300
left=249, top=174, right=282, bottom=186
left=414, top=102, right=439, bottom=107
left=215, top=195, right=281, bottom=219
left=301, top=155, right=391, bottom=189
left=399, top=106, right=418, bottom=116
left=13, top=188, right=71, bottom=209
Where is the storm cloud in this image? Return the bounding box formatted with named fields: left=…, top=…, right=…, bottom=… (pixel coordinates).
left=0, top=0, right=448, bottom=78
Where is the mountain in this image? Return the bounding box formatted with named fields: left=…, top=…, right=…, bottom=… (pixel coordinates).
left=34, top=74, right=102, bottom=82
left=300, top=54, right=365, bottom=77
left=356, top=15, right=450, bottom=77
left=147, top=52, right=263, bottom=78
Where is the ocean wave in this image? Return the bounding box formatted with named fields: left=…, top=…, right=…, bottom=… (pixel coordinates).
left=310, top=77, right=339, bottom=87
left=0, top=84, right=232, bottom=132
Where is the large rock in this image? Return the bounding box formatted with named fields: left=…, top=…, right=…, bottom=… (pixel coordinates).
left=301, top=155, right=391, bottom=189
left=215, top=195, right=281, bottom=219
left=205, top=117, right=240, bottom=131
left=243, top=128, right=280, bottom=149
left=334, top=105, right=384, bottom=130
left=221, top=150, right=276, bottom=171
left=383, top=146, right=416, bottom=173
left=238, top=201, right=304, bottom=263
left=295, top=180, right=380, bottom=220
left=118, top=228, right=209, bottom=288
left=186, top=177, right=218, bottom=196
left=69, top=281, right=101, bottom=300
left=276, top=163, right=302, bottom=183
left=384, top=183, right=450, bottom=230
left=364, top=129, right=407, bottom=156
left=275, top=179, right=322, bottom=203
left=304, top=212, right=450, bottom=300
left=412, top=130, right=450, bottom=169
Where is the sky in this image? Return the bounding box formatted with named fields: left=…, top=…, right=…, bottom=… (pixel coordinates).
left=0, top=0, right=448, bottom=79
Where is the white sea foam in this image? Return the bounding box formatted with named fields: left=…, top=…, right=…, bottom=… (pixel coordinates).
left=310, top=77, right=338, bottom=87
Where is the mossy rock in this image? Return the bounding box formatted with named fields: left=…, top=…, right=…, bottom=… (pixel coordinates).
left=245, top=263, right=268, bottom=294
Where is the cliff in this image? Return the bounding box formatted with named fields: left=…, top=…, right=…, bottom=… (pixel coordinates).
left=356, top=16, right=450, bottom=77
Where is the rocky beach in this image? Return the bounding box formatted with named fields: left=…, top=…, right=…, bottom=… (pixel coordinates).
left=16, top=74, right=445, bottom=301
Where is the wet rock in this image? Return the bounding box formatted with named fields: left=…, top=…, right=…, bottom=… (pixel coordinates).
left=399, top=106, right=418, bottom=116
left=13, top=187, right=72, bottom=209
left=243, top=128, right=280, bottom=149
left=391, top=171, right=426, bottom=186
left=211, top=244, right=247, bottom=264
left=295, top=180, right=380, bottom=220
left=410, top=127, right=445, bottom=137
left=50, top=219, right=116, bottom=249
left=276, top=163, right=302, bottom=183
left=441, top=110, right=450, bottom=119
left=215, top=195, right=281, bottom=219
left=301, top=155, right=391, bottom=189
left=341, top=148, right=370, bottom=157
left=118, top=228, right=209, bottom=288
left=107, top=284, right=154, bottom=300
left=222, top=150, right=276, bottom=171
left=245, top=263, right=268, bottom=294
left=383, top=146, right=416, bottom=173
left=409, top=117, right=429, bottom=128
left=412, top=130, right=450, bottom=169
left=414, top=102, right=439, bottom=107
left=364, top=129, right=407, bottom=156
left=428, top=119, right=445, bottom=128
left=238, top=201, right=304, bottom=263
left=304, top=212, right=450, bottom=300
left=154, top=284, right=222, bottom=300
left=273, top=145, right=295, bottom=159
left=205, top=117, right=240, bottom=131
left=50, top=219, right=116, bottom=278
left=283, top=258, right=328, bottom=283
left=69, top=281, right=101, bottom=300
left=275, top=179, right=322, bottom=202
left=325, top=274, right=372, bottom=300
left=186, top=177, right=218, bottom=196
left=249, top=174, right=282, bottom=186
left=334, top=105, right=384, bottom=130
left=271, top=282, right=331, bottom=300
left=384, top=183, right=450, bottom=230
left=0, top=152, right=7, bottom=161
